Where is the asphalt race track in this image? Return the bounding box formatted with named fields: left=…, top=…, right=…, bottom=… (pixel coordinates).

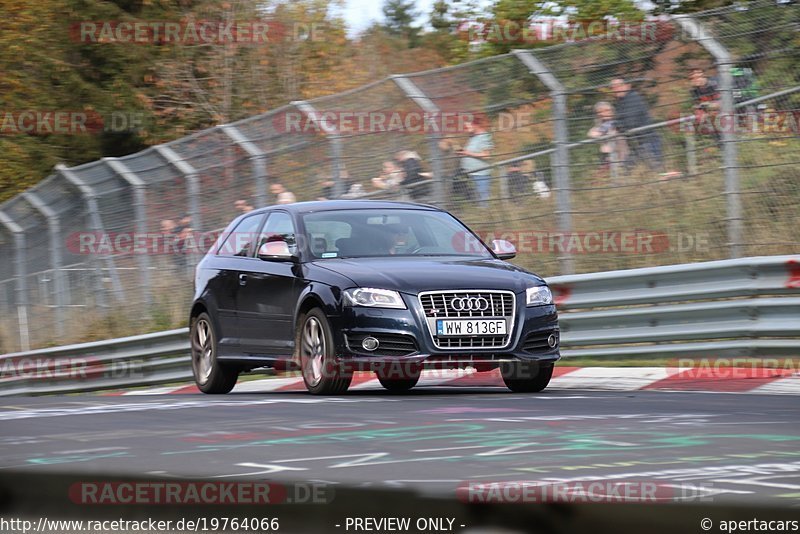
left=1, top=387, right=799, bottom=505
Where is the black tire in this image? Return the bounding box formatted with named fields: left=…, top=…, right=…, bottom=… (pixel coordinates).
left=298, top=308, right=352, bottom=395
left=501, top=361, right=554, bottom=393
left=376, top=365, right=421, bottom=393
left=190, top=312, right=239, bottom=394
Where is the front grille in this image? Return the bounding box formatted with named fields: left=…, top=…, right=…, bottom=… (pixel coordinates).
left=419, top=290, right=516, bottom=350
left=345, top=333, right=418, bottom=356
left=420, top=291, right=514, bottom=318
left=523, top=330, right=558, bottom=353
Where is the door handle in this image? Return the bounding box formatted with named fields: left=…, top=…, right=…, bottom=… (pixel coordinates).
left=238, top=274, right=248, bottom=286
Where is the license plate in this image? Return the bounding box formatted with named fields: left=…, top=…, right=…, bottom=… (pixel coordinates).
left=436, top=319, right=507, bottom=336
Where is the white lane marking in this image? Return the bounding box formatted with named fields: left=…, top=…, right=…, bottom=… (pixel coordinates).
left=0, top=398, right=393, bottom=421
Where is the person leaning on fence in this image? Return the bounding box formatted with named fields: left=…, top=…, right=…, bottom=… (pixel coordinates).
left=506, top=162, right=529, bottom=197
left=458, top=115, right=494, bottom=208
left=587, top=101, right=629, bottom=175
left=396, top=150, right=430, bottom=201
left=270, top=183, right=296, bottom=204
left=234, top=199, right=254, bottom=214
left=609, top=78, right=663, bottom=170
left=525, top=159, right=551, bottom=199
left=439, top=139, right=473, bottom=200
left=689, top=68, right=721, bottom=144
left=371, top=160, right=405, bottom=192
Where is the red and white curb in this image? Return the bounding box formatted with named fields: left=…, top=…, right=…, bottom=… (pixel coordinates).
left=111, top=366, right=800, bottom=396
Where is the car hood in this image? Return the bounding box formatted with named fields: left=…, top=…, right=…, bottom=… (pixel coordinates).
left=311, top=257, right=545, bottom=294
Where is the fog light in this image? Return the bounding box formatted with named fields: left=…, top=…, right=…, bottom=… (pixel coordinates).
left=547, top=334, right=558, bottom=348
left=362, top=337, right=380, bottom=351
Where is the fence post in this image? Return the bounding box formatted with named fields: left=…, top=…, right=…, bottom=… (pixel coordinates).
left=104, top=158, right=152, bottom=308
left=293, top=100, right=345, bottom=198
left=56, top=164, right=124, bottom=306
left=391, top=75, right=445, bottom=206
left=513, top=49, right=574, bottom=274
left=674, top=14, right=742, bottom=258
left=0, top=210, right=29, bottom=351
left=221, top=125, right=268, bottom=208
left=21, top=192, right=66, bottom=340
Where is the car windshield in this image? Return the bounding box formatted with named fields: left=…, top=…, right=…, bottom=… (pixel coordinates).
left=302, top=209, right=493, bottom=259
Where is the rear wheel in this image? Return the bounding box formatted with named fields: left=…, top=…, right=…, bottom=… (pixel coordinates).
left=376, top=365, right=421, bottom=393
left=190, top=313, right=238, bottom=394
left=298, top=309, right=351, bottom=395
left=501, top=361, right=554, bottom=393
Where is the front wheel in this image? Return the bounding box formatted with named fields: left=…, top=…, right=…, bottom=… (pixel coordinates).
left=298, top=309, right=351, bottom=395
left=501, top=361, right=554, bottom=393
left=190, top=313, right=239, bottom=394
left=376, top=364, right=421, bottom=393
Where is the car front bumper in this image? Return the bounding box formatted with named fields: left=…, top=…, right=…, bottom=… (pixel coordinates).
left=329, top=291, right=560, bottom=370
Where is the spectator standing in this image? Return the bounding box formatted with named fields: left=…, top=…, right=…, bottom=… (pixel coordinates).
left=588, top=101, right=629, bottom=179
left=439, top=139, right=473, bottom=200
left=371, top=160, right=405, bottom=191
left=396, top=150, right=430, bottom=201
left=270, top=183, right=296, bottom=204
left=525, top=159, right=551, bottom=199
left=610, top=78, right=663, bottom=170
left=458, top=115, right=494, bottom=208
left=234, top=199, right=255, bottom=214
left=506, top=162, right=528, bottom=197
left=689, top=68, right=721, bottom=143
left=172, top=214, right=194, bottom=269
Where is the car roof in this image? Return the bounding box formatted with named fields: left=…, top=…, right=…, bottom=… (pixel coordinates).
left=252, top=200, right=442, bottom=215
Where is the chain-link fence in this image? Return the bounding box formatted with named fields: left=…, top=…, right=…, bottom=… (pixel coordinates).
left=1, top=1, right=797, bottom=352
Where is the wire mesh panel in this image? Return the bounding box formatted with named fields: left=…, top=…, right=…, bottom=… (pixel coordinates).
left=234, top=105, right=333, bottom=205
left=404, top=54, right=558, bottom=274
left=303, top=79, right=431, bottom=203
left=691, top=1, right=800, bottom=258
left=31, top=174, right=91, bottom=269
left=166, top=128, right=253, bottom=235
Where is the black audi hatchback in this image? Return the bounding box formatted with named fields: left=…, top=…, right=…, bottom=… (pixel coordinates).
left=189, top=200, right=560, bottom=395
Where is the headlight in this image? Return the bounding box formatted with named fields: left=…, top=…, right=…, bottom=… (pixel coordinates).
left=344, top=288, right=406, bottom=309
left=526, top=285, right=553, bottom=307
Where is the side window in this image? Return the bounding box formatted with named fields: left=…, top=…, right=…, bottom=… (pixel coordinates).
left=256, top=212, right=297, bottom=254
left=217, top=214, right=264, bottom=257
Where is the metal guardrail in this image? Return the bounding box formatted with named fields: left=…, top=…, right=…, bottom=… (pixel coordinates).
left=1, top=255, right=798, bottom=395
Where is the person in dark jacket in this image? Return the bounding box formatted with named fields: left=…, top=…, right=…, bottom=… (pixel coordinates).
left=396, top=150, right=430, bottom=201
left=689, top=68, right=721, bottom=143
left=610, top=78, right=663, bottom=170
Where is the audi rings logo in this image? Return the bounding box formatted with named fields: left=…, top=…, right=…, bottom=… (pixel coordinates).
left=450, top=296, right=490, bottom=312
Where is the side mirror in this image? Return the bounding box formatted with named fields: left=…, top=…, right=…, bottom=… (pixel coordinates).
left=258, top=241, right=297, bottom=262
left=492, top=239, right=517, bottom=260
